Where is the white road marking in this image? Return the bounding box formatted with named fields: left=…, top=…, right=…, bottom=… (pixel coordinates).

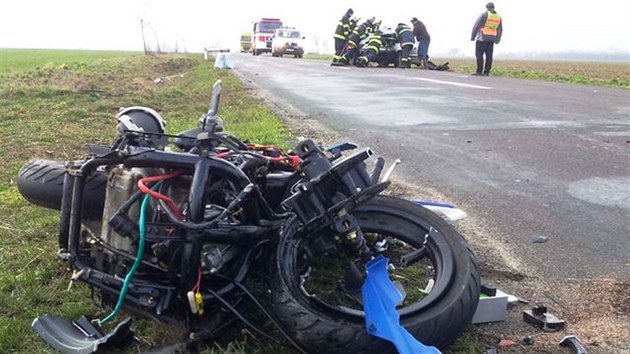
left=413, top=77, right=492, bottom=90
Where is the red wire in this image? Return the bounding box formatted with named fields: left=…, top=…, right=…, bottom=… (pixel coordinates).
left=137, top=171, right=184, bottom=219
left=193, top=268, right=202, bottom=292
left=214, top=151, right=231, bottom=159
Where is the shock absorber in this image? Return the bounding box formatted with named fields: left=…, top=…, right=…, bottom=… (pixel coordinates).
left=334, top=209, right=371, bottom=259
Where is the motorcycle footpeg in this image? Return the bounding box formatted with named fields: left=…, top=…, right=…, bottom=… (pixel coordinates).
left=32, top=315, right=135, bottom=354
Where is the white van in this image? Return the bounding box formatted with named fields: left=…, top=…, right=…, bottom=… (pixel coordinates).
left=271, top=28, right=305, bottom=58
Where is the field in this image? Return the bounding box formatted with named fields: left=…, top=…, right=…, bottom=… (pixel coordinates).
left=441, top=58, right=630, bottom=88
left=0, top=49, right=291, bottom=353
left=0, top=48, right=139, bottom=73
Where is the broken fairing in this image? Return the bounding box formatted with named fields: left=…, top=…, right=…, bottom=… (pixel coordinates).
left=32, top=315, right=135, bottom=354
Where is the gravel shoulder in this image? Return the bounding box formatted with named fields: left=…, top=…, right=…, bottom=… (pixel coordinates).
left=235, top=71, right=630, bottom=354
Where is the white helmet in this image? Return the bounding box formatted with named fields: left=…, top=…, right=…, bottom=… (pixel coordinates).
left=116, top=106, right=166, bottom=134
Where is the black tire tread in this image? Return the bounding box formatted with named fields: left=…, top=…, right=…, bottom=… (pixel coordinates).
left=17, top=160, right=106, bottom=214
left=270, top=195, right=480, bottom=353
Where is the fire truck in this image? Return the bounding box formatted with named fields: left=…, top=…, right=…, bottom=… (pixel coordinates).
left=251, top=18, right=283, bottom=56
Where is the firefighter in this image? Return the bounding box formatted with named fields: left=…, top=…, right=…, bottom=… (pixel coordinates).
left=355, top=31, right=383, bottom=67
left=395, top=23, right=415, bottom=68
left=339, top=17, right=373, bottom=65
left=332, top=8, right=354, bottom=65
left=349, top=17, right=359, bottom=34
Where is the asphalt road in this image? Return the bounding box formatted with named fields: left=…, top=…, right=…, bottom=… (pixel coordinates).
left=231, top=54, right=630, bottom=281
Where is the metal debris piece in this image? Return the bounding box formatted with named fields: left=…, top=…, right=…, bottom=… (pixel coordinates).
left=523, top=304, right=566, bottom=332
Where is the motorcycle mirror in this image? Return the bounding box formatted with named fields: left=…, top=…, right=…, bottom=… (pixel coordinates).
left=200, top=80, right=223, bottom=131
left=207, top=80, right=222, bottom=118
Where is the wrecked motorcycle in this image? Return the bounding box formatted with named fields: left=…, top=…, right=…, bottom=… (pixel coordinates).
left=17, top=80, right=480, bottom=353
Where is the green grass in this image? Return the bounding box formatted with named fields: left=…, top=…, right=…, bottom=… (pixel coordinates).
left=0, top=49, right=291, bottom=353
left=304, top=53, right=333, bottom=61
left=0, top=48, right=140, bottom=73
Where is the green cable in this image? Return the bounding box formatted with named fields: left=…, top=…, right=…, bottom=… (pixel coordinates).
left=98, top=183, right=159, bottom=326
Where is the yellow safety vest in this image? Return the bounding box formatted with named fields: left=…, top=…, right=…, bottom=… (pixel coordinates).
left=481, top=12, right=501, bottom=36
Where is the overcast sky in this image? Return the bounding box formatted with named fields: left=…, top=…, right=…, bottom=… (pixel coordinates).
left=1, top=0, right=629, bottom=56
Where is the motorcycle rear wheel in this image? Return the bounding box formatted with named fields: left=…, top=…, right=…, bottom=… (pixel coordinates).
left=17, top=160, right=106, bottom=216
left=270, top=195, right=480, bottom=353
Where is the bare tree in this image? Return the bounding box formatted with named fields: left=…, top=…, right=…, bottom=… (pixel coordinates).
left=140, top=18, right=148, bottom=55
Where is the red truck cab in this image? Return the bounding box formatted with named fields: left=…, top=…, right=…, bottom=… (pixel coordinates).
left=251, top=18, right=283, bottom=56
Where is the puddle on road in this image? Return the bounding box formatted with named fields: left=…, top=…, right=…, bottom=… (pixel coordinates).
left=567, top=177, right=630, bottom=209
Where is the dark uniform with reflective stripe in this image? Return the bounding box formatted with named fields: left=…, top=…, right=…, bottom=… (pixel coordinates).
left=340, top=19, right=374, bottom=65
left=333, top=8, right=354, bottom=63
left=356, top=33, right=382, bottom=67
left=395, top=23, right=415, bottom=68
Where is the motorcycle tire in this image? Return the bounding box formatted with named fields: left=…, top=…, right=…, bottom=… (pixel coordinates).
left=270, top=195, right=480, bottom=353
left=17, top=160, right=106, bottom=217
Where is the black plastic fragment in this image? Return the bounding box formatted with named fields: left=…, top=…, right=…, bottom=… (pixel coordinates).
left=32, top=315, right=135, bottom=354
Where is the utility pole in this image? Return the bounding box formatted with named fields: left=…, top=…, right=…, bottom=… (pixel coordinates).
left=140, top=18, right=148, bottom=55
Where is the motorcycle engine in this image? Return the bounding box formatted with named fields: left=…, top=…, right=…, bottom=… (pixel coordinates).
left=100, top=166, right=152, bottom=252
left=94, top=165, right=239, bottom=276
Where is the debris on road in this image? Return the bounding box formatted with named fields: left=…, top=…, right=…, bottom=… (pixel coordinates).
left=523, top=304, right=566, bottom=332
left=484, top=346, right=498, bottom=354
left=522, top=335, right=535, bottom=345
left=532, top=235, right=549, bottom=244
left=472, top=285, right=509, bottom=324
left=560, top=335, right=588, bottom=354
left=498, top=338, right=516, bottom=349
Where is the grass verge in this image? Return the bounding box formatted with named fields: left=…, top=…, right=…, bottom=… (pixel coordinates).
left=0, top=50, right=290, bottom=353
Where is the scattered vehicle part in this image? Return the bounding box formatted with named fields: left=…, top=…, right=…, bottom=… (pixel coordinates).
left=532, top=235, right=549, bottom=243
left=472, top=287, right=509, bottom=324
left=560, top=335, right=588, bottom=354
left=362, top=256, right=441, bottom=354
left=484, top=346, right=498, bottom=354
left=381, top=158, right=401, bottom=182
left=415, top=200, right=467, bottom=221
left=523, top=335, right=535, bottom=345
left=498, top=339, right=515, bottom=349
left=480, top=284, right=497, bottom=296
left=523, top=304, right=566, bottom=332
left=32, top=315, right=135, bottom=354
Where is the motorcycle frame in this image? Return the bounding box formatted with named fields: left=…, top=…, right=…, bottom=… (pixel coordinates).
left=57, top=133, right=387, bottom=323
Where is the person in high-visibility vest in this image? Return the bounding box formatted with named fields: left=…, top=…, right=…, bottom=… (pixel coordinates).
left=332, top=8, right=354, bottom=65
left=471, top=2, right=503, bottom=76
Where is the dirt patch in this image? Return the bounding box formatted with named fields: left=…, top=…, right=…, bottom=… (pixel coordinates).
left=236, top=73, right=630, bottom=353
left=152, top=56, right=196, bottom=76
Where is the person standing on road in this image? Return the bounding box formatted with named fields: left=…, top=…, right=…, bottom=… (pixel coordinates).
left=395, top=23, right=415, bottom=68
left=332, top=8, right=354, bottom=65
left=471, top=2, right=503, bottom=76
left=411, top=17, right=430, bottom=69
